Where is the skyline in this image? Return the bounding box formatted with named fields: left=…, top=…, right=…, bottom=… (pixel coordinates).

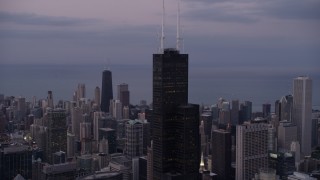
left=0, top=0, right=319, bottom=76
left=0, top=0, right=320, bottom=110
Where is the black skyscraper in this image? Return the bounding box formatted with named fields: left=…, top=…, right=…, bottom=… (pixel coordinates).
left=101, top=69, right=113, bottom=112
left=152, top=48, right=200, bottom=180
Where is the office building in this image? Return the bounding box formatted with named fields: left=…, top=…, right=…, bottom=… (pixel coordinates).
left=45, top=109, right=67, bottom=164
left=293, top=76, right=312, bottom=156
left=110, top=99, right=122, bottom=120
left=77, top=83, right=86, bottom=100
left=47, top=91, right=54, bottom=109
left=269, top=151, right=295, bottom=179
left=280, top=95, right=293, bottom=122
left=101, top=69, right=113, bottom=112
left=231, top=99, right=239, bottom=125
left=125, top=120, right=143, bottom=158
left=211, top=129, right=231, bottom=180
left=152, top=48, right=199, bottom=179
left=71, top=106, right=82, bottom=139
left=278, top=121, right=297, bottom=151
left=263, top=103, right=271, bottom=118
left=99, top=128, right=117, bottom=154
left=0, top=145, right=32, bottom=179
left=95, top=86, right=101, bottom=109
left=236, top=122, right=269, bottom=180
left=117, top=83, right=130, bottom=108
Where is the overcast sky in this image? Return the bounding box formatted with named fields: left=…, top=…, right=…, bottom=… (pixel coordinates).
left=0, top=0, right=319, bottom=75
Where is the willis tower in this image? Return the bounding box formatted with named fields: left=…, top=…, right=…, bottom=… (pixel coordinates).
left=152, top=1, right=200, bottom=179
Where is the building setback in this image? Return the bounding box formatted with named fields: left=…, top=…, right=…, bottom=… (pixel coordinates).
left=152, top=48, right=199, bottom=180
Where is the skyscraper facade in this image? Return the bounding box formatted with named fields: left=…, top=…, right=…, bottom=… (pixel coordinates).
left=211, top=129, right=231, bottom=180
left=236, top=122, right=269, bottom=180
left=152, top=48, right=199, bottom=179
left=94, top=86, right=100, bottom=108
left=117, top=83, right=130, bottom=108
left=293, top=76, right=312, bottom=156
left=45, top=109, right=67, bottom=164
left=125, top=120, right=143, bottom=158
left=101, top=69, right=113, bottom=113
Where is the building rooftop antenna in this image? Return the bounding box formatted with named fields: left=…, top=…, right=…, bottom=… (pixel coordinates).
left=160, top=0, right=165, bottom=53
left=176, top=0, right=181, bottom=51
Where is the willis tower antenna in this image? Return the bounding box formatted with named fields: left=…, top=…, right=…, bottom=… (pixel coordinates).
left=152, top=0, right=200, bottom=179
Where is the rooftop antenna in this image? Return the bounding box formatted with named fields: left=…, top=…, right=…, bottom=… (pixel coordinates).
left=160, top=0, right=165, bottom=53
left=176, top=0, right=181, bottom=51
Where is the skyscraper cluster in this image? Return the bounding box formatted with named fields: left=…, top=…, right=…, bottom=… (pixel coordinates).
left=0, top=1, right=318, bottom=179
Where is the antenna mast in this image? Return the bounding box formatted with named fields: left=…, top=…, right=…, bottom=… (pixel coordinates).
left=176, top=0, right=181, bottom=51
left=160, top=0, right=165, bottom=53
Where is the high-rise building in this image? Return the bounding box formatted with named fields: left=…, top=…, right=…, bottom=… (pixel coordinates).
left=94, top=86, right=100, bottom=109
left=263, top=103, right=271, bottom=118
left=0, top=145, right=32, bottom=179
left=211, top=129, right=231, bottom=180
left=71, top=107, right=82, bottom=139
left=45, top=109, right=67, bottom=164
left=231, top=100, right=239, bottom=125
left=280, top=95, right=293, bottom=122
left=117, top=83, right=130, bottom=108
left=278, top=121, right=297, bottom=151
left=125, top=120, right=143, bottom=158
left=152, top=48, right=199, bottom=179
left=101, top=69, right=113, bottom=113
left=292, top=76, right=312, bottom=156
left=77, top=83, right=86, bottom=100
left=110, top=99, right=122, bottom=120
left=47, top=91, right=54, bottom=108
left=236, top=122, right=269, bottom=180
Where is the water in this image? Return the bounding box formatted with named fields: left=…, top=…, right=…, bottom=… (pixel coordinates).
left=0, top=64, right=319, bottom=111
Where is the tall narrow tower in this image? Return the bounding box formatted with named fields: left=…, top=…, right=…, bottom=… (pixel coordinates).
left=293, top=76, right=312, bottom=156
left=152, top=1, right=199, bottom=178
left=101, top=69, right=113, bottom=112
left=152, top=51, right=199, bottom=179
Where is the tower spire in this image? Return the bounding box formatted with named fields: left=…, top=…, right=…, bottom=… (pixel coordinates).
left=160, top=0, right=165, bottom=53
left=176, top=0, right=181, bottom=51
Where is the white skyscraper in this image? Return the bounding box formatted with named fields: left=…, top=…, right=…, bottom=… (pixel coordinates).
left=293, top=76, right=312, bottom=156
left=236, top=122, right=269, bottom=180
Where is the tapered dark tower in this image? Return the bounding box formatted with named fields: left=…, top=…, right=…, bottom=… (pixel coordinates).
left=101, top=69, right=113, bottom=112
left=152, top=48, right=200, bottom=180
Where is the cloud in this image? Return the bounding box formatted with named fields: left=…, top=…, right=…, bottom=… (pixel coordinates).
left=0, top=11, right=99, bottom=26
left=182, top=0, right=320, bottom=23
left=182, top=0, right=259, bottom=24
left=259, top=0, right=320, bottom=20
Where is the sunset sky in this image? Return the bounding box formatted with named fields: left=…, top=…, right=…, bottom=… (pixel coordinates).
left=0, top=0, right=319, bottom=75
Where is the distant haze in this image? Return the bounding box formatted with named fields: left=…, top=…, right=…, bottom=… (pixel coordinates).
left=0, top=0, right=319, bottom=109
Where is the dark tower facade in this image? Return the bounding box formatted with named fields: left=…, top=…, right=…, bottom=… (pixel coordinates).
left=152, top=48, right=199, bottom=180
left=211, top=129, right=231, bottom=180
left=45, top=109, right=67, bottom=164
left=101, top=70, right=113, bottom=112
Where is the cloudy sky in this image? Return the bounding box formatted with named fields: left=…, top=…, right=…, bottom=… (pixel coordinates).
left=0, top=0, right=319, bottom=74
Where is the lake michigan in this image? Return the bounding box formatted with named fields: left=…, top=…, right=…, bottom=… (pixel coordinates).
left=0, top=64, right=319, bottom=112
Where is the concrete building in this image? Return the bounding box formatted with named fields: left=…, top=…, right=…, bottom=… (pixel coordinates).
left=293, top=76, right=312, bottom=156
left=236, top=122, right=269, bottom=180
left=211, top=129, right=231, bottom=180
left=278, top=121, right=297, bottom=151
left=125, top=120, right=143, bottom=158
